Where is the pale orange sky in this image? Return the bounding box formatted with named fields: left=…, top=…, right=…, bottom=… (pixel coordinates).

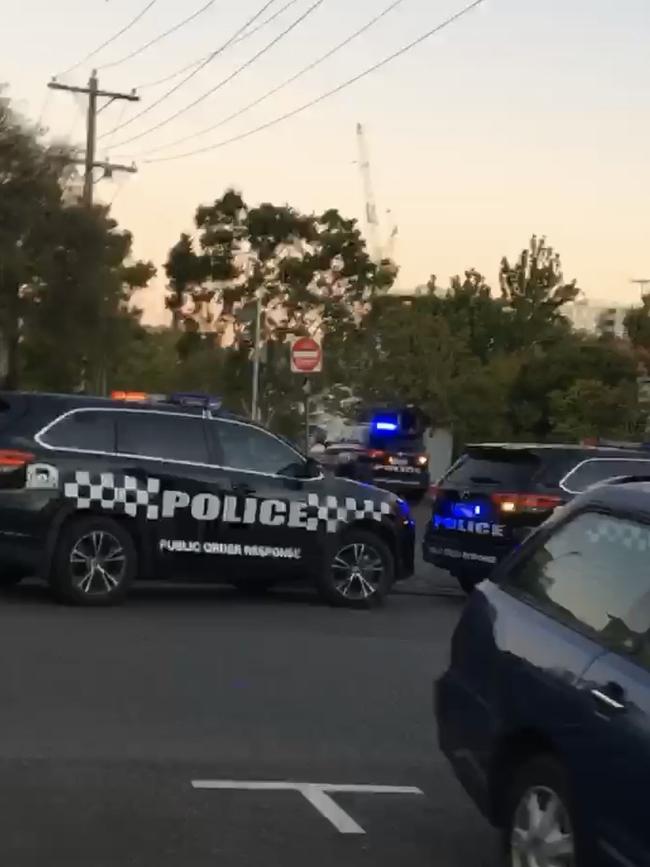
left=6, top=0, right=650, bottom=324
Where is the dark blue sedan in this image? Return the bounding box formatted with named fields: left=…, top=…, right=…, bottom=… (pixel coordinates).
left=436, top=478, right=650, bottom=867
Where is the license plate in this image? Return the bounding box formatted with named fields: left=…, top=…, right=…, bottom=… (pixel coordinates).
left=392, top=458, right=408, bottom=466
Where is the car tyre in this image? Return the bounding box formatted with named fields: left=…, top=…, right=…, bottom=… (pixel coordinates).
left=318, top=529, right=394, bottom=608
left=504, top=755, right=580, bottom=867
left=52, top=516, right=136, bottom=607
left=455, top=571, right=478, bottom=595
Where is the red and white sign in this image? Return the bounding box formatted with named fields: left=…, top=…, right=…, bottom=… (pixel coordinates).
left=290, top=336, right=322, bottom=373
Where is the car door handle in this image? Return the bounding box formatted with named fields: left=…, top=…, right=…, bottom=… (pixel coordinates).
left=591, top=688, right=626, bottom=711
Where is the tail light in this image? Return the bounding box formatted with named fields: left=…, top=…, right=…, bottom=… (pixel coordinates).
left=416, top=454, right=428, bottom=466
left=491, top=492, right=563, bottom=514
left=0, top=450, right=34, bottom=468
left=367, top=449, right=385, bottom=460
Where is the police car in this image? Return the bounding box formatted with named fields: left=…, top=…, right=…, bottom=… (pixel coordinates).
left=0, top=391, right=415, bottom=607
left=320, top=408, right=430, bottom=499
left=423, top=441, right=650, bottom=593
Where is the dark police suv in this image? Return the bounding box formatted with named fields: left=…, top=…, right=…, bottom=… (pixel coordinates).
left=320, top=408, right=430, bottom=499
left=423, top=442, right=650, bottom=593
left=436, top=477, right=650, bottom=866
left=0, top=391, right=414, bottom=607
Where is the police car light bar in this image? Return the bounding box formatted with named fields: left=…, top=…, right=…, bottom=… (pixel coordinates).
left=167, top=392, right=222, bottom=411
left=375, top=421, right=399, bottom=432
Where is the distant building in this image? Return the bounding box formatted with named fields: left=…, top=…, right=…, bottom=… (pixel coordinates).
left=563, top=298, right=630, bottom=338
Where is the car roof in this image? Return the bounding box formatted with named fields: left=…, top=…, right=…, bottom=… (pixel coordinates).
left=2, top=391, right=252, bottom=426
left=466, top=442, right=650, bottom=458
left=571, top=479, right=650, bottom=519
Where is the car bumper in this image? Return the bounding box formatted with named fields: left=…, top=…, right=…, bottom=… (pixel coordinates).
left=372, top=470, right=429, bottom=495
left=422, top=525, right=518, bottom=576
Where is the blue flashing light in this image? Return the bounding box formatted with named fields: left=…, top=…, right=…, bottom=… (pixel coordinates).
left=371, top=413, right=400, bottom=434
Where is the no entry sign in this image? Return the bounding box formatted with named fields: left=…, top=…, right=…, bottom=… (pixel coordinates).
left=290, top=336, right=322, bottom=373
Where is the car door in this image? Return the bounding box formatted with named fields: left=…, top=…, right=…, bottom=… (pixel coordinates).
left=203, top=418, right=325, bottom=580
left=113, top=409, right=219, bottom=578
left=500, top=509, right=650, bottom=866
left=569, top=514, right=650, bottom=866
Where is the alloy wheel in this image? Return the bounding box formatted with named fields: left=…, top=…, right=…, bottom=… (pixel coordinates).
left=331, top=542, right=384, bottom=601
left=511, top=785, right=575, bottom=867
left=69, top=531, right=126, bottom=596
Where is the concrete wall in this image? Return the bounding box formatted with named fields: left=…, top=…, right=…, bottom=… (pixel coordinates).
left=425, top=427, right=453, bottom=483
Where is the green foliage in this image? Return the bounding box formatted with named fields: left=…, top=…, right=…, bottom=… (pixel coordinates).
left=549, top=379, right=640, bottom=441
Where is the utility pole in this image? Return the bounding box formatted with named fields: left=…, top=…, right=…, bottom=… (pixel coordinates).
left=48, top=71, right=139, bottom=207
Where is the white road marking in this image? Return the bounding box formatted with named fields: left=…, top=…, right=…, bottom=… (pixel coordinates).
left=191, top=780, right=424, bottom=834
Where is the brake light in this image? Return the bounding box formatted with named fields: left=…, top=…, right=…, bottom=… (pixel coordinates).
left=491, top=492, right=563, bottom=513
left=367, top=449, right=385, bottom=460
left=0, top=450, right=34, bottom=468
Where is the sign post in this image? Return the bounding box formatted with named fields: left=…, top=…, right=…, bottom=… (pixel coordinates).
left=291, top=337, right=322, bottom=452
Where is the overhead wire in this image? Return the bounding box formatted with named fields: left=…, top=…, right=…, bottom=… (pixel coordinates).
left=97, top=0, right=278, bottom=141
left=135, top=0, right=302, bottom=90
left=144, top=0, right=486, bottom=164
left=99, top=0, right=219, bottom=71
left=57, top=0, right=159, bottom=77
left=107, top=0, right=326, bottom=149
left=139, top=0, right=407, bottom=157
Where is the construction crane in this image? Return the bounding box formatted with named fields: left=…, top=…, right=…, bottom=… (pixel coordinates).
left=356, top=123, right=398, bottom=265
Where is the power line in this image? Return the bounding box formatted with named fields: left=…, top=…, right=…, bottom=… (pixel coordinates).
left=98, top=0, right=278, bottom=141
left=108, top=0, right=326, bottom=149
left=99, top=0, right=219, bottom=71
left=145, top=0, right=486, bottom=164
left=57, top=0, right=159, bottom=77
left=136, top=0, right=302, bottom=90
left=140, top=0, right=407, bottom=158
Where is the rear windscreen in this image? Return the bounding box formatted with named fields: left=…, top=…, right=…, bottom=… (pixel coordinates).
left=444, top=448, right=540, bottom=488
left=0, top=395, right=29, bottom=431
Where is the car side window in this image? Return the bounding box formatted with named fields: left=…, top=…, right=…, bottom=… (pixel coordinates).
left=209, top=420, right=304, bottom=476
left=42, top=410, right=116, bottom=453
left=116, top=412, right=209, bottom=464
left=504, top=511, right=650, bottom=669
left=562, top=458, right=650, bottom=493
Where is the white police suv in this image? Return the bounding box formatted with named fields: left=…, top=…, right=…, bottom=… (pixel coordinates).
left=0, top=392, right=415, bottom=607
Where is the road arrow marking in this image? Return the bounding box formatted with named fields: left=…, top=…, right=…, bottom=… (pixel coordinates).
left=191, top=780, right=424, bottom=834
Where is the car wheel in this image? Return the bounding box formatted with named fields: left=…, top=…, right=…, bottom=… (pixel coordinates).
left=318, top=529, right=394, bottom=608
left=505, top=756, right=578, bottom=867
left=52, top=516, right=136, bottom=606
left=454, top=571, right=478, bottom=595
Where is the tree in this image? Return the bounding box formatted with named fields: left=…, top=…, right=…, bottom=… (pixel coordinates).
left=164, top=188, right=395, bottom=427
left=549, top=378, right=640, bottom=440
left=499, top=235, right=579, bottom=350
left=0, top=93, right=71, bottom=388
left=624, top=296, right=650, bottom=351
left=21, top=205, right=155, bottom=393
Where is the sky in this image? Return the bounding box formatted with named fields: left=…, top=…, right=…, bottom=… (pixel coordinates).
left=5, top=0, right=650, bottom=324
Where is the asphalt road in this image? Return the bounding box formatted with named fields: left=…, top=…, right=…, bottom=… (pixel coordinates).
left=0, top=503, right=501, bottom=867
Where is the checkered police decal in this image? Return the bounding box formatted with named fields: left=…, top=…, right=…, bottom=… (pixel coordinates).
left=64, top=472, right=161, bottom=520
left=306, top=493, right=391, bottom=533
left=63, top=472, right=392, bottom=533
left=587, top=518, right=650, bottom=551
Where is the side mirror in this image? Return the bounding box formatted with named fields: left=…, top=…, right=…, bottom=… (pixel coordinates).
left=304, top=457, right=322, bottom=479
